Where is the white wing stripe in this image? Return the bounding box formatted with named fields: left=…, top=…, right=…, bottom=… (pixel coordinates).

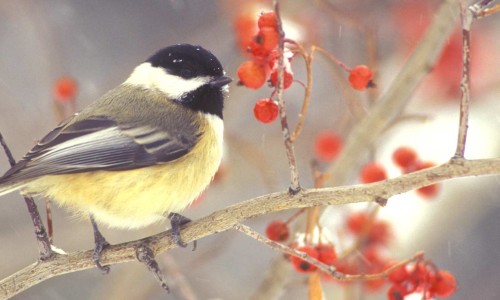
left=34, top=127, right=122, bottom=161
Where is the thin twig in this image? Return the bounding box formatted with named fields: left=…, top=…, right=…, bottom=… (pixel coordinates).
left=285, top=40, right=313, bottom=142
left=313, top=46, right=351, bottom=72
left=0, top=132, right=52, bottom=260
left=454, top=0, right=474, bottom=158
left=273, top=0, right=301, bottom=194
left=234, top=223, right=424, bottom=282
left=233, top=223, right=338, bottom=275
left=474, top=4, right=500, bottom=18
left=1, top=158, right=500, bottom=298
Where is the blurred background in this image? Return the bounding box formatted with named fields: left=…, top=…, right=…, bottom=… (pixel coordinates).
left=0, top=0, right=499, bottom=299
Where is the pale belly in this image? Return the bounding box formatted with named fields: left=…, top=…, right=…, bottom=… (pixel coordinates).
left=24, top=117, right=223, bottom=229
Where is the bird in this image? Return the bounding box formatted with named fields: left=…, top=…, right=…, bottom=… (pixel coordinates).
left=0, top=43, right=231, bottom=271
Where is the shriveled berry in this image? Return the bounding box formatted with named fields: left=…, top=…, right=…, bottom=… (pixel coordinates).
left=348, top=65, right=373, bottom=91
left=360, top=162, right=387, bottom=183
left=314, top=131, right=343, bottom=162
left=254, top=98, right=279, bottom=124
left=249, top=27, right=279, bottom=58
left=392, top=146, right=419, bottom=170
left=290, top=246, right=319, bottom=273
left=237, top=61, right=267, bottom=89
left=265, top=220, right=290, bottom=242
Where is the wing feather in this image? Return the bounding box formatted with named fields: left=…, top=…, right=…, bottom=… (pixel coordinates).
left=1, top=115, right=198, bottom=184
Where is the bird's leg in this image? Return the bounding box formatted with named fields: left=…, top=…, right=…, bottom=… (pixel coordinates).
left=168, top=213, right=196, bottom=250
left=90, top=215, right=111, bottom=274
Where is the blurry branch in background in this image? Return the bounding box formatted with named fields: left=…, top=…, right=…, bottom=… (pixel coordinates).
left=324, top=0, right=461, bottom=187
left=1, top=158, right=500, bottom=298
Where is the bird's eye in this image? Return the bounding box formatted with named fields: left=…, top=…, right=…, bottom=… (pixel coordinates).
left=180, top=68, right=194, bottom=78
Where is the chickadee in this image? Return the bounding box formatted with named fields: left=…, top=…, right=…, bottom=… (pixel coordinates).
left=0, top=44, right=231, bottom=269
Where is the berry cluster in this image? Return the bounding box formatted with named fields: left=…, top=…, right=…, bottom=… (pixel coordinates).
left=355, top=147, right=439, bottom=199
left=391, top=146, right=440, bottom=198
left=237, top=11, right=293, bottom=90
left=235, top=11, right=294, bottom=124
left=360, top=162, right=388, bottom=184
left=265, top=219, right=337, bottom=274
left=387, top=260, right=457, bottom=299
left=330, top=212, right=393, bottom=291
left=290, top=244, right=337, bottom=273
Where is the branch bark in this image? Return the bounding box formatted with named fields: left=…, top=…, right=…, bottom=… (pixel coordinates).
left=1, top=158, right=500, bottom=299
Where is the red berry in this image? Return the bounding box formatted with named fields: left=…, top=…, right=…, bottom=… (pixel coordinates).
left=392, top=146, right=419, bottom=170
left=254, top=98, right=279, bottom=124
left=415, top=161, right=440, bottom=199
left=346, top=212, right=369, bottom=234
left=269, top=68, right=293, bottom=89
left=54, top=76, right=78, bottom=102
left=360, top=162, right=387, bottom=183
left=388, top=264, right=409, bottom=283
left=315, top=244, right=337, bottom=265
left=429, top=270, right=458, bottom=297
left=234, top=14, right=257, bottom=52
left=290, top=246, right=319, bottom=273
left=314, top=131, right=343, bottom=162
left=258, top=11, right=278, bottom=29
left=348, top=65, right=373, bottom=91
left=265, top=220, right=290, bottom=242
left=249, top=27, right=279, bottom=58
left=387, top=284, right=409, bottom=300
left=364, top=278, right=386, bottom=292
left=237, top=61, right=267, bottom=89
left=368, top=221, right=391, bottom=245
left=416, top=184, right=440, bottom=198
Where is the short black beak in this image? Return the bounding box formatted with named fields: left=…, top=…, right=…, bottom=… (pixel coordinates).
left=210, top=76, right=232, bottom=88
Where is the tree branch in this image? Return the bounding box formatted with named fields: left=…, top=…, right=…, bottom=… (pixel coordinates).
left=325, top=0, right=461, bottom=186
left=1, top=157, right=500, bottom=299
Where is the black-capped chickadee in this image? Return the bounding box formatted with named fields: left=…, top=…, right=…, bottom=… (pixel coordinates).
left=0, top=44, right=231, bottom=269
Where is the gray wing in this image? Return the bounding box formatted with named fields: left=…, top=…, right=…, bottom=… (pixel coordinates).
left=0, top=114, right=199, bottom=184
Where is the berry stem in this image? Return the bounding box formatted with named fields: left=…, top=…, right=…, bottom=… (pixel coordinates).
left=312, top=46, right=351, bottom=73
left=284, top=39, right=313, bottom=143
left=233, top=223, right=338, bottom=276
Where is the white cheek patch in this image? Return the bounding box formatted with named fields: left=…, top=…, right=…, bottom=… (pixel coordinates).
left=124, top=62, right=211, bottom=99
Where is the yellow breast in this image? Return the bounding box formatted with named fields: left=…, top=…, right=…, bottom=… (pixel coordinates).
left=25, top=114, right=223, bottom=229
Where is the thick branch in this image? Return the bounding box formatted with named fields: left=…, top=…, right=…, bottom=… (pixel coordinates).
left=1, top=158, right=500, bottom=299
